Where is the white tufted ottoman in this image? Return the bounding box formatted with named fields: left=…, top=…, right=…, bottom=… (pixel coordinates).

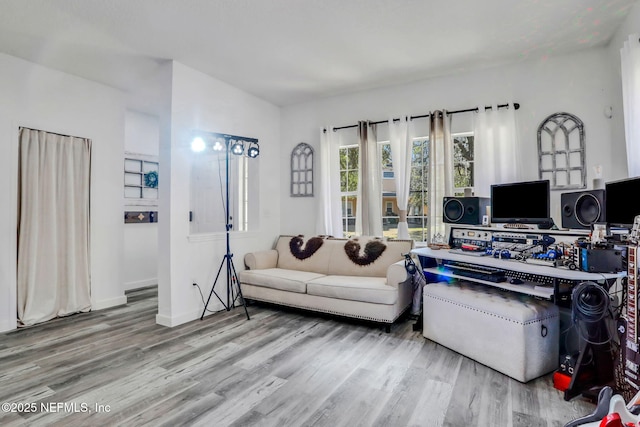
left=423, top=281, right=559, bottom=382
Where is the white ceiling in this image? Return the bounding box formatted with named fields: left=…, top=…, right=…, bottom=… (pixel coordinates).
left=0, top=0, right=637, bottom=107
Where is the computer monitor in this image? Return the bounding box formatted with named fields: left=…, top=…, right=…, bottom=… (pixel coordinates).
left=491, top=180, right=550, bottom=225
left=605, top=177, right=640, bottom=228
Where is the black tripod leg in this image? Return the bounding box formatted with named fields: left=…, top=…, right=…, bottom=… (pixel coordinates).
left=200, top=255, right=229, bottom=320
left=229, top=257, right=250, bottom=320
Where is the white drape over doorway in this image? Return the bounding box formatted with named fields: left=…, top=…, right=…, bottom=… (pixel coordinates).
left=17, top=127, right=92, bottom=326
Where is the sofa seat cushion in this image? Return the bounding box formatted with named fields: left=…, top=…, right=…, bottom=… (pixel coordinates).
left=239, top=268, right=325, bottom=294
left=306, top=275, right=397, bottom=305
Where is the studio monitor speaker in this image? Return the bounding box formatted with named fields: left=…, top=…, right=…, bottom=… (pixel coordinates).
left=443, top=197, right=490, bottom=225
left=560, top=189, right=606, bottom=229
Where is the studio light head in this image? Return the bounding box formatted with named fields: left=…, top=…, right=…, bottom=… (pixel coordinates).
left=190, top=136, right=206, bottom=152
left=213, top=139, right=224, bottom=151
left=230, top=140, right=244, bottom=155
left=247, top=141, right=260, bottom=158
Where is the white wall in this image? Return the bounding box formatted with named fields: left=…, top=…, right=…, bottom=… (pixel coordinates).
left=123, top=110, right=159, bottom=290
left=280, top=47, right=620, bottom=235
left=156, top=61, right=281, bottom=327
left=0, top=52, right=126, bottom=332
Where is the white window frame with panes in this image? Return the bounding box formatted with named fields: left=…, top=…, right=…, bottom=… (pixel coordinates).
left=339, top=132, right=474, bottom=242
left=452, top=132, right=475, bottom=196
left=339, top=145, right=359, bottom=237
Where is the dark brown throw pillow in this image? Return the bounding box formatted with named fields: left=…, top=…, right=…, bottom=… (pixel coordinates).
left=344, top=238, right=387, bottom=266
left=289, top=235, right=324, bottom=260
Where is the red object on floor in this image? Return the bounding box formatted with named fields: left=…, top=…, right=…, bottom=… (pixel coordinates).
left=553, top=371, right=572, bottom=392
left=599, top=413, right=623, bottom=427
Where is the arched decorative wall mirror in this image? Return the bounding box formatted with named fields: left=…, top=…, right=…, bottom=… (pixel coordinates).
left=291, top=142, right=314, bottom=197
left=537, top=112, right=586, bottom=190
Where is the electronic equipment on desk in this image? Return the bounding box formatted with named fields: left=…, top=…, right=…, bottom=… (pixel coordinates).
left=502, top=222, right=533, bottom=230
left=491, top=231, right=555, bottom=256
left=448, top=247, right=487, bottom=256
left=561, top=227, right=628, bottom=273
left=483, top=247, right=564, bottom=267
left=524, top=248, right=565, bottom=266
left=487, top=232, right=558, bottom=265
left=505, top=270, right=577, bottom=287
left=448, top=227, right=570, bottom=269
left=436, top=259, right=578, bottom=289
left=477, top=247, right=573, bottom=286
left=437, top=260, right=507, bottom=283
left=575, top=246, right=626, bottom=273
left=448, top=228, right=493, bottom=252
left=492, top=231, right=554, bottom=248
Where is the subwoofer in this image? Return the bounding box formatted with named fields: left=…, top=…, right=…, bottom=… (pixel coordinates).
left=560, top=189, right=606, bottom=229
left=443, top=197, right=490, bottom=225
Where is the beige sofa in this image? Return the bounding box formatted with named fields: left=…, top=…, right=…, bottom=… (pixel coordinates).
left=239, top=235, right=414, bottom=329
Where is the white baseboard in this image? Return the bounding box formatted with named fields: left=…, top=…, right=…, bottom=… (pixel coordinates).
left=156, top=309, right=199, bottom=327
left=92, top=294, right=128, bottom=311
left=124, top=278, right=157, bottom=291
left=155, top=304, right=222, bottom=328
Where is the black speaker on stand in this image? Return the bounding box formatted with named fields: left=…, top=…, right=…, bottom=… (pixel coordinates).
left=561, top=189, right=606, bottom=229
left=443, top=197, right=491, bottom=225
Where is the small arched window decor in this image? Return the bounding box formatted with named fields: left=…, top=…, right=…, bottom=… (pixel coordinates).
left=537, top=112, right=586, bottom=190
left=291, top=142, right=314, bottom=197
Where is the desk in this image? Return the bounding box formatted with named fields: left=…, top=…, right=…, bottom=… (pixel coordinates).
left=411, top=246, right=624, bottom=302
left=412, top=240, right=625, bottom=399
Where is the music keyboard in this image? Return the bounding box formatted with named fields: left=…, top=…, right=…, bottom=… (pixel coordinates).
left=438, top=260, right=507, bottom=283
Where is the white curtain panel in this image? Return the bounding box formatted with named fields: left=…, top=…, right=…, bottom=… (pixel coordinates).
left=316, top=127, right=343, bottom=237
left=355, top=122, right=366, bottom=235
left=17, top=128, right=92, bottom=326
left=356, top=122, right=383, bottom=237
left=621, top=34, right=640, bottom=177
left=389, top=116, right=413, bottom=240
left=473, top=104, right=521, bottom=197
left=427, top=111, right=454, bottom=243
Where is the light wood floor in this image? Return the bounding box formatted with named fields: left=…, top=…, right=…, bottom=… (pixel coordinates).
left=0, top=286, right=595, bottom=427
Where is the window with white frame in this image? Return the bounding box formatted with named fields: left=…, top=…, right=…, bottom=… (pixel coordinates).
left=339, top=133, right=474, bottom=241
left=124, top=153, right=159, bottom=207
left=406, top=138, right=430, bottom=241
left=453, top=133, right=475, bottom=195
left=339, top=146, right=359, bottom=237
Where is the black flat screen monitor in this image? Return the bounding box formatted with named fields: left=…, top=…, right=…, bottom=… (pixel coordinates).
left=605, top=177, right=640, bottom=228
left=491, top=180, right=550, bottom=224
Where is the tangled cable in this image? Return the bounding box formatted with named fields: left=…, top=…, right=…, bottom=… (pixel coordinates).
left=571, top=281, right=613, bottom=346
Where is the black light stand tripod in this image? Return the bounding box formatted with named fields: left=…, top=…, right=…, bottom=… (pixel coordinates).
left=200, top=134, right=257, bottom=321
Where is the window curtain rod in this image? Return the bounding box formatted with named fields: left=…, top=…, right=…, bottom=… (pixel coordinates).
left=323, top=102, right=520, bottom=133
left=19, top=126, right=86, bottom=140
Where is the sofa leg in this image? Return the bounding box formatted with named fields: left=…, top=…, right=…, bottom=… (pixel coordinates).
left=385, top=324, right=391, bottom=333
